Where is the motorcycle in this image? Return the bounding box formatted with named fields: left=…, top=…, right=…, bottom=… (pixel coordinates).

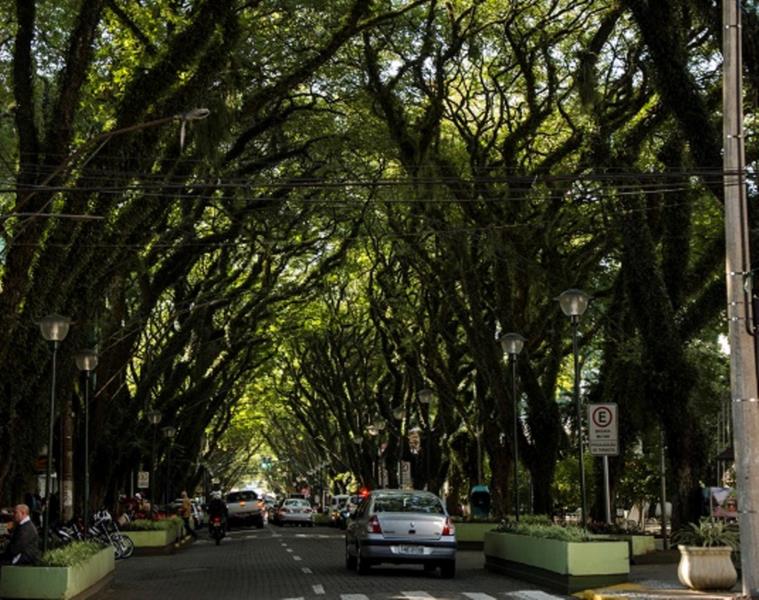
left=209, top=515, right=225, bottom=545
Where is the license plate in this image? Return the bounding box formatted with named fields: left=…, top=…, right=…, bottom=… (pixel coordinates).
left=397, top=545, right=425, bottom=555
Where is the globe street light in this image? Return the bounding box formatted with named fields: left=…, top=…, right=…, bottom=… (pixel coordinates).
left=147, top=410, right=161, bottom=505
left=39, top=313, right=71, bottom=554
left=558, top=288, right=590, bottom=527
left=74, top=349, right=98, bottom=538
left=500, top=332, right=526, bottom=522
left=162, top=425, right=177, bottom=505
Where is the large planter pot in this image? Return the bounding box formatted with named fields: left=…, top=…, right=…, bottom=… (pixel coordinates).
left=0, top=546, right=114, bottom=599
left=122, top=522, right=183, bottom=555
left=484, top=531, right=629, bottom=594
left=455, top=522, right=498, bottom=550
left=677, top=545, right=737, bottom=591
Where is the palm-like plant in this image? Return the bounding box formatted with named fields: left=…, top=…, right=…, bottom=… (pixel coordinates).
left=673, top=518, right=740, bottom=549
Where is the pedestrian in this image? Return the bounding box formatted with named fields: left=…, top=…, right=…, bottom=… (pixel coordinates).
left=179, top=491, right=197, bottom=540
left=0, top=504, right=41, bottom=565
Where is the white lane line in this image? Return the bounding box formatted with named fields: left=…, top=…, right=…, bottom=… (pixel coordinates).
left=463, top=594, right=497, bottom=600
left=281, top=597, right=304, bottom=600
left=509, top=592, right=566, bottom=600
left=301, top=567, right=312, bottom=574
left=340, top=595, right=369, bottom=600
left=312, top=584, right=325, bottom=595
left=286, top=548, right=293, bottom=553
left=281, top=542, right=288, bottom=547
left=293, top=555, right=302, bottom=561
left=401, top=593, right=435, bottom=600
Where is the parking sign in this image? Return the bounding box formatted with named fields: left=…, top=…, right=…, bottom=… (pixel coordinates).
left=588, top=403, right=619, bottom=456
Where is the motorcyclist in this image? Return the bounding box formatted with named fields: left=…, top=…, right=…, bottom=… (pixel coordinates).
left=207, top=491, right=228, bottom=534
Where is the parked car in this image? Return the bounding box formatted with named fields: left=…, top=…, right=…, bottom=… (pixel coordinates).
left=170, top=498, right=206, bottom=529
left=345, top=489, right=456, bottom=578
left=273, top=498, right=314, bottom=527
left=226, top=490, right=264, bottom=528
left=329, top=495, right=349, bottom=527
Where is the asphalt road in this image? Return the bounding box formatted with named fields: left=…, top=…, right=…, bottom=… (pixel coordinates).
left=92, top=524, right=567, bottom=600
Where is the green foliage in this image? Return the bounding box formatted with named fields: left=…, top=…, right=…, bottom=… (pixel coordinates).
left=41, top=541, right=103, bottom=567
left=124, top=518, right=178, bottom=531
left=672, top=518, right=740, bottom=549
left=496, top=519, right=592, bottom=542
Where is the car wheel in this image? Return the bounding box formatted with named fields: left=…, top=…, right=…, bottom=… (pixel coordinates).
left=345, top=541, right=357, bottom=570
left=440, top=559, right=456, bottom=579
left=356, top=544, right=371, bottom=575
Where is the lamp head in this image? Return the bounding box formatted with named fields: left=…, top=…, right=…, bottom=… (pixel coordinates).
left=418, top=388, right=434, bottom=405
left=75, top=349, right=99, bottom=372
left=39, top=314, right=71, bottom=342
left=147, top=410, right=161, bottom=425
left=162, top=425, right=177, bottom=439
left=499, top=332, right=526, bottom=356
left=558, top=289, right=590, bottom=318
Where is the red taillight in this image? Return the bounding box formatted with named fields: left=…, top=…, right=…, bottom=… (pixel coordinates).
left=212, top=516, right=221, bottom=524
left=367, top=515, right=382, bottom=534
left=281, top=508, right=290, bottom=513
left=441, top=517, right=455, bottom=536
left=304, top=508, right=312, bottom=513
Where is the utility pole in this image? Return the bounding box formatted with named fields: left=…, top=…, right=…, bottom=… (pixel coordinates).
left=723, top=1, right=759, bottom=596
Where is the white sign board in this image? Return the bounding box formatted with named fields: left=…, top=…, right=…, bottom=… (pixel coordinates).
left=588, top=403, right=619, bottom=456
left=137, top=471, right=150, bottom=489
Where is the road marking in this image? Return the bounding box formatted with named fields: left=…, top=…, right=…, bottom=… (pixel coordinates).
left=340, top=595, right=369, bottom=600
left=301, top=567, right=312, bottom=574
left=286, top=548, right=293, bottom=553
left=281, top=542, right=288, bottom=547
left=463, top=594, right=497, bottom=600
left=401, top=593, right=435, bottom=600
left=282, top=597, right=304, bottom=600
left=293, top=555, right=302, bottom=561
left=312, top=584, right=325, bottom=595
left=509, top=592, right=566, bottom=600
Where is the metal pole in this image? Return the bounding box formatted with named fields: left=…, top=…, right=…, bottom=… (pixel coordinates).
left=603, top=456, right=611, bottom=524
left=42, top=341, right=58, bottom=554
left=572, top=317, right=588, bottom=527
left=512, top=354, right=520, bottom=522
left=723, top=1, right=759, bottom=594
left=83, top=372, right=90, bottom=539
left=151, top=427, right=157, bottom=506
left=660, top=427, right=668, bottom=550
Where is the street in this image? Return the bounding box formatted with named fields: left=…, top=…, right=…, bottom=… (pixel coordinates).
left=93, top=525, right=565, bottom=600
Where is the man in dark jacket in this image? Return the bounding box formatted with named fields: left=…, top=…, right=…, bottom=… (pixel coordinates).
left=1, top=504, right=41, bottom=565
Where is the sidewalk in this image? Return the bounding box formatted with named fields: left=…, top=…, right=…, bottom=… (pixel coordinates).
left=575, top=551, right=743, bottom=600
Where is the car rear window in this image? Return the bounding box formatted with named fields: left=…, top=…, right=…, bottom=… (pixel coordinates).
left=226, top=491, right=258, bottom=503
left=372, top=493, right=444, bottom=514
left=284, top=499, right=310, bottom=507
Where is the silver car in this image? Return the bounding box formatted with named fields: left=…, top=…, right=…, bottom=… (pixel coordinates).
left=345, top=489, right=456, bottom=578
left=274, top=498, right=314, bottom=526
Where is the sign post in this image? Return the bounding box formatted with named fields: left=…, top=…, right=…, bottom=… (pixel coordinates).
left=588, top=403, right=619, bottom=524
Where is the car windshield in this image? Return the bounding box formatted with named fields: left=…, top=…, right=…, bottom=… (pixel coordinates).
left=226, top=491, right=258, bottom=503
left=284, top=499, right=310, bottom=508
left=372, top=493, right=444, bottom=514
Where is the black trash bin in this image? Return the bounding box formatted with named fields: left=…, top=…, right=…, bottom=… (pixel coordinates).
left=470, top=485, right=491, bottom=519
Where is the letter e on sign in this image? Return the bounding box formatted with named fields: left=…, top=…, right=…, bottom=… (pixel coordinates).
left=588, top=403, right=619, bottom=456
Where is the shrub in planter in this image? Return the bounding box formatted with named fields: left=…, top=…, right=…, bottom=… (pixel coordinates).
left=124, top=518, right=180, bottom=531
left=41, top=541, right=103, bottom=567
left=673, top=518, right=738, bottom=591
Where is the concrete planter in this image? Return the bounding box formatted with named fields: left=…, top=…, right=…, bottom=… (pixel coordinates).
left=455, top=522, right=498, bottom=549
left=122, top=522, right=182, bottom=554
left=484, top=531, right=629, bottom=593
left=592, top=533, right=656, bottom=560
left=677, top=545, right=737, bottom=591
left=0, top=546, right=114, bottom=599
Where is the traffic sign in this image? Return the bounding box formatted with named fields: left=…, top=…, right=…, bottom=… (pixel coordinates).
left=588, top=403, right=619, bottom=456
left=137, top=471, right=150, bottom=489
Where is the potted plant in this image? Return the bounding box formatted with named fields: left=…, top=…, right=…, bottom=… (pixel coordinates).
left=673, top=518, right=739, bottom=591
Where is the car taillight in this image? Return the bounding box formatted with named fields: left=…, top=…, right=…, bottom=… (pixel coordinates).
left=304, top=508, right=312, bottom=513
left=281, top=508, right=290, bottom=513
left=367, top=515, right=382, bottom=534
left=442, top=517, right=455, bottom=536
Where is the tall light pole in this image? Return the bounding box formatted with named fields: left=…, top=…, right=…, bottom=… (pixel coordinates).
left=39, top=313, right=71, bottom=554
left=500, top=332, right=525, bottom=521
left=393, top=406, right=406, bottom=487
left=74, top=349, right=98, bottom=539
left=147, top=410, right=161, bottom=503
left=162, top=426, right=176, bottom=506
left=418, top=388, right=434, bottom=490
left=558, top=289, right=590, bottom=527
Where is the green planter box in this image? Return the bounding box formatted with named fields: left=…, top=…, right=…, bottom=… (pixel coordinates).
left=122, top=525, right=181, bottom=554
left=0, top=546, right=114, bottom=599
left=592, top=533, right=656, bottom=560
left=484, top=531, right=629, bottom=593
left=455, top=522, right=498, bottom=549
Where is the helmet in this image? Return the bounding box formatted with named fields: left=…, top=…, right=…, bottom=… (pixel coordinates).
left=135, top=493, right=143, bottom=500
left=211, top=491, right=222, bottom=500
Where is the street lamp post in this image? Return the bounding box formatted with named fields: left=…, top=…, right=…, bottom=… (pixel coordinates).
left=558, top=288, right=590, bottom=527
left=147, top=410, right=161, bottom=504
left=500, top=332, right=526, bottom=522
left=74, top=349, right=98, bottom=539
left=39, top=313, right=71, bottom=554
left=418, top=388, right=434, bottom=490
left=393, top=406, right=406, bottom=487
left=162, top=426, right=176, bottom=505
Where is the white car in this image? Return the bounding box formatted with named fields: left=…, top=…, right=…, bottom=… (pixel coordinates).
left=274, top=498, right=314, bottom=527
left=226, top=491, right=264, bottom=528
